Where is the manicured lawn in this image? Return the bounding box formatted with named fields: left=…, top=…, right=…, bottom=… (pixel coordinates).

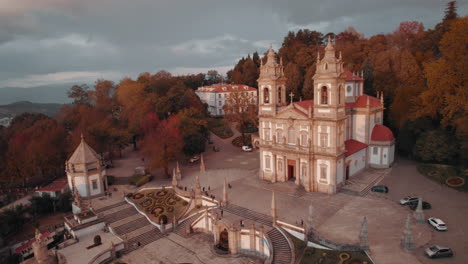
left=129, top=188, right=189, bottom=224
left=418, top=164, right=468, bottom=192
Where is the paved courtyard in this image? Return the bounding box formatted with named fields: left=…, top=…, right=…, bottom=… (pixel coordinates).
left=98, top=129, right=468, bottom=264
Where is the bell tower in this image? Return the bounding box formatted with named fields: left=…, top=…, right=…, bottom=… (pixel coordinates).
left=313, top=35, right=346, bottom=120
left=257, top=45, right=286, bottom=116
left=312, top=36, right=346, bottom=193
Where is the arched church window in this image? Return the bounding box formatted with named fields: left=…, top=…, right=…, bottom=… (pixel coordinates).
left=264, top=88, right=270, bottom=104
left=288, top=127, right=296, bottom=145
left=325, top=63, right=328, bottom=70
left=321, top=86, right=328, bottom=105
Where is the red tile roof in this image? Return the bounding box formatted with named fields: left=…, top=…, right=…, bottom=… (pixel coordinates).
left=352, top=94, right=381, bottom=108
left=294, top=100, right=314, bottom=110
left=371, top=124, right=394, bottom=141
left=344, top=70, right=364, bottom=81
left=345, top=139, right=368, bottom=157
left=196, top=84, right=257, bottom=93
left=36, top=178, right=68, bottom=192
left=14, top=231, right=51, bottom=254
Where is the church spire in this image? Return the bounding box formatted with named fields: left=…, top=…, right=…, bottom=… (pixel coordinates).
left=266, top=44, right=276, bottom=65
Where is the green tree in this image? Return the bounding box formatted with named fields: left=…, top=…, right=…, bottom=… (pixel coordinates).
left=223, top=90, right=257, bottom=144
left=284, top=62, right=303, bottom=100
left=413, top=129, right=459, bottom=163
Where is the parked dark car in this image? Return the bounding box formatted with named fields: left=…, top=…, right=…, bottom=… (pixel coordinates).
left=371, top=185, right=388, bottom=193
left=409, top=201, right=432, bottom=210
left=425, top=245, right=453, bottom=258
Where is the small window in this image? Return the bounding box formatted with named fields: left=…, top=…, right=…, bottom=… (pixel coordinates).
left=354, top=160, right=358, bottom=166
left=373, top=147, right=378, bottom=155
left=320, top=165, right=327, bottom=179
left=218, top=101, right=222, bottom=106
left=218, top=94, right=221, bottom=98
left=320, top=133, right=328, bottom=147
left=301, top=134, right=307, bottom=146
left=347, top=86, right=351, bottom=92
left=92, top=180, right=98, bottom=190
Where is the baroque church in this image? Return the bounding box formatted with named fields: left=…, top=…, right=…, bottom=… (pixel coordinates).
left=256, top=37, right=395, bottom=194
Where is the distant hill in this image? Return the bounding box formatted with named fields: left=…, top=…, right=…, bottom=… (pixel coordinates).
left=0, top=101, right=63, bottom=118
left=0, top=84, right=74, bottom=105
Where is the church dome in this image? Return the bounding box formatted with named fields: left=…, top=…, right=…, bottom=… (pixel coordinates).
left=371, top=125, right=394, bottom=141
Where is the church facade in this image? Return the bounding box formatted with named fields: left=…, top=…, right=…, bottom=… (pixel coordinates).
left=256, top=38, right=395, bottom=194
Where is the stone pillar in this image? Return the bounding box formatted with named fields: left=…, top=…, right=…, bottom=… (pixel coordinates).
left=160, top=219, right=166, bottom=234
left=176, top=161, right=182, bottom=180
left=200, top=154, right=206, bottom=173
left=401, top=214, right=415, bottom=250
left=172, top=168, right=178, bottom=187
left=222, top=177, right=228, bottom=206
left=32, top=229, right=50, bottom=264
left=271, top=154, right=277, bottom=183
left=414, top=198, right=425, bottom=224
left=204, top=208, right=209, bottom=232
left=229, top=226, right=238, bottom=255
left=172, top=215, right=177, bottom=230
left=295, top=159, right=300, bottom=185
left=249, top=224, right=256, bottom=251
left=271, top=191, right=277, bottom=226
left=259, top=225, right=265, bottom=255
left=195, top=174, right=202, bottom=207
left=360, top=216, right=369, bottom=251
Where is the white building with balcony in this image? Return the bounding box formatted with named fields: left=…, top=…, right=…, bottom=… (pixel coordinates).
left=195, top=84, right=257, bottom=116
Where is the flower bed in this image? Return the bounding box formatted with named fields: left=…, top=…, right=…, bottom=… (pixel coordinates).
left=446, top=176, right=465, bottom=187
left=129, top=188, right=189, bottom=224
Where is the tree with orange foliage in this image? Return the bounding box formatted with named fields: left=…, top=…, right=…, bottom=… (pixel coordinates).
left=140, top=114, right=182, bottom=177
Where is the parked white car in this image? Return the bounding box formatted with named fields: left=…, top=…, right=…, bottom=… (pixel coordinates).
left=428, top=217, right=447, bottom=231
left=242, top=146, right=253, bottom=152
left=399, top=196, right=419, bottom=205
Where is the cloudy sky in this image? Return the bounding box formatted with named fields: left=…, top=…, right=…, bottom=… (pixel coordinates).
left=0, top=0, right=466, bottom=88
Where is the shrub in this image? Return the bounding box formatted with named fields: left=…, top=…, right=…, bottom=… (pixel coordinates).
left=107, top=175, right=115, bottom=186
left=94, top=235, right=102, bottom=245
left=208, top=118, right=233, bottom=139
left=232, top=135, right=252, bottom=147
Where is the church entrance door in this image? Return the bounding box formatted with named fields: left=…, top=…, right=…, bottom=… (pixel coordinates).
left=287, top=160, right=295, bottom=181
left=218, top=228, right=229, bottom=252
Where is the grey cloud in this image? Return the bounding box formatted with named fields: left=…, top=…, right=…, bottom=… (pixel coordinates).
left=0, top=0, right=466, bottom=89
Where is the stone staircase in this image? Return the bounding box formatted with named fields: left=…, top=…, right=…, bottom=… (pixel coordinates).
left=94, top=200, right=127, bottom=213
left=267, top=228, right=293, bottom=264
left=173, top=213, right=202, bottom=238
left=124, top=227, right=165, bottom=253
left=95, top=200, right=166, bottom=253
left=224, top=204, right=273, bottom=227
left=113, top=216, right=151, bottom=235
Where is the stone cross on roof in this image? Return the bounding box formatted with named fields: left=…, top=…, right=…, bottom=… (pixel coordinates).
left=289, top=92, right=294, bottom=104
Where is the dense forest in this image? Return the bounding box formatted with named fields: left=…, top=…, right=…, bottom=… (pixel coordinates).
left=227, top=1, right=467, bottom=166
left=0, top=2, right=465, bottom=189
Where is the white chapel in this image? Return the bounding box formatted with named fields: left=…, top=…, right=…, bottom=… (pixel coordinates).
left=65, top=135, right=107, bottom=198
